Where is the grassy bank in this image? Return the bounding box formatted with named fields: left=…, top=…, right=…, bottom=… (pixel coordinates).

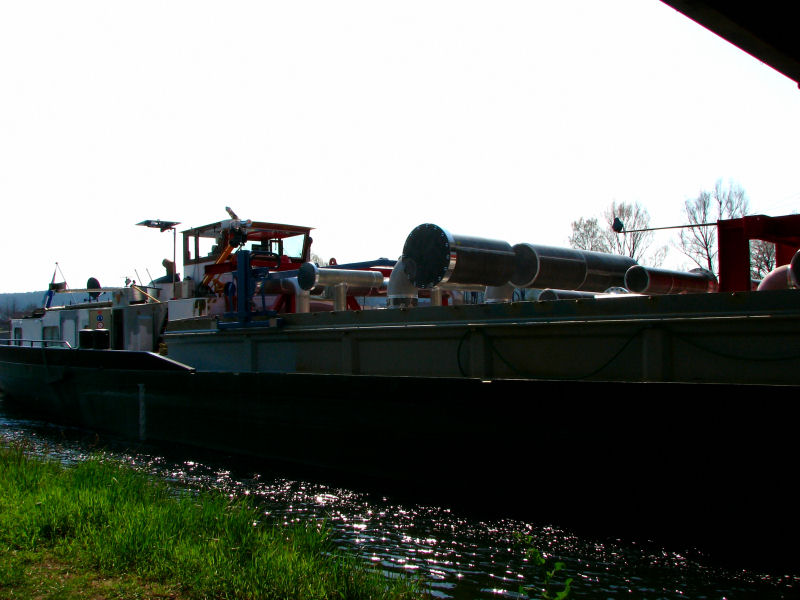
left=0, top=441, right=421, bottom=599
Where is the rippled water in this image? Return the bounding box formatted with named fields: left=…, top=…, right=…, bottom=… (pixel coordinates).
left=2, top=406, right=798, bottom=599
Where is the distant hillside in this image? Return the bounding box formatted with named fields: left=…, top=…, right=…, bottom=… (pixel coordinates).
left=0, top=291, right=44, bottom=314
left=0, top=291, right=106, bottom=316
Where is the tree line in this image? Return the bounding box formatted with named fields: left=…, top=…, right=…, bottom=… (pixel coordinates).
left=569, top=180, right=776, bottom=280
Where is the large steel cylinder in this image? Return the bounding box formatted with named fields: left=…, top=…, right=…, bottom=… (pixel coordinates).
left=402, top=224, right=516, bottom=288
left=758, top=249, right=800, bottom=291
left=297, top=263, right=385, bottom=291
left=625, top=266, right=716, bottom=294
left=538, top=289, right=598, bottom=301
left=511, top=244, right=637, bottom=292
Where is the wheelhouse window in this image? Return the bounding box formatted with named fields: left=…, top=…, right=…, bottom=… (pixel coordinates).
left=245, top=233, right=306, bottom=260
left=182, top=220, right=312, bottom=266
left=185, top=234, right=218, bottom=263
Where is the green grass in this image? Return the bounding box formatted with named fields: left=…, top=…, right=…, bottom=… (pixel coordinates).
left=0, top=440, right=422, bottom=599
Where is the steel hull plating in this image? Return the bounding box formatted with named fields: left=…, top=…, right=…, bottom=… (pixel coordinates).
left=165, top=289, right=800, bottom=385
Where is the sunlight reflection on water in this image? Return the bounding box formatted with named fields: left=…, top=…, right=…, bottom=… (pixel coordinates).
left=1, top=411, right=798, bottom=600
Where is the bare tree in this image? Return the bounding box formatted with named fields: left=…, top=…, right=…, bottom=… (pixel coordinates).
left=679, top=189, right=717, bottom=272
left=678, top=180, right=749, bottom=275
left=570, top=201, right=665, bottom=265
left=568, top=217, right=608, bottom=253
left=310, top=253, right=329, bottom=267
left=601, top=201, right=659, bottom=262
left=750, top=239, right=776, bottom=280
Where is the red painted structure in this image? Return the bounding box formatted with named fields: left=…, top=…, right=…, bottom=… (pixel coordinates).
left=717, top=214, right=800, bottom=292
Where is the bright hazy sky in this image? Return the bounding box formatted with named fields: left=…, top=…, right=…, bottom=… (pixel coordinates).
left=2, top=1, right=799, bottom=293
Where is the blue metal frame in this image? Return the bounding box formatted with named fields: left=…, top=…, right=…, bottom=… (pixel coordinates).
left=219, top=250, right=283, bottom=330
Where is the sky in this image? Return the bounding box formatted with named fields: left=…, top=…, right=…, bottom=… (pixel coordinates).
left=2, top=1, right=799, bottom=293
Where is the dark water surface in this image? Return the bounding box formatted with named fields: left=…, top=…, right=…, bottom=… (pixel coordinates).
left=1, top=405, right=797, bottom=600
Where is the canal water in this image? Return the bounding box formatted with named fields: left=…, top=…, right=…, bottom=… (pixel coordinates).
left=1, top=406, right=797, bottom=600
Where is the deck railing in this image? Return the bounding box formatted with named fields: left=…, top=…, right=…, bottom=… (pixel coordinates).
left=0, top=339, right=73, bottom=349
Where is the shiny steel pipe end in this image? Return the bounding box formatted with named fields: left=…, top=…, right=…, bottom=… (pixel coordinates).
left=402, top=224, right=514, bottom=288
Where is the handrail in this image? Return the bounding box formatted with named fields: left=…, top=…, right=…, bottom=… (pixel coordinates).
left=0, top=338, right=73, bottom=349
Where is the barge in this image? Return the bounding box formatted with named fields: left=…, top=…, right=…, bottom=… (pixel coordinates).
left=1, top=211, right=799, bottom=570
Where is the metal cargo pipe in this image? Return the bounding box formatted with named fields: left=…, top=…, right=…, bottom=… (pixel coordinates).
left=252, top=277, right=311, bottom=312
left=303, top=281, right=389, bottom=298
left=538, top=288, right=637, bottom=301
left=757, top=265, right=796, bottom=291
left=511, top=244, right=637, bottom=292
left=538, top=289, right=598, bottom=301
left=296, top=287, right=310, bottom=313
left=625, top=266, right=717, bottom=294
left=317, top=281, right=388, bottom=297
left=297, top=263, right=385, bottom=292
left=255, top=277, right=301, bottom=294
left=402, top=224, right=516, bottom=288
left=387, top=257, right=418, bottom=308
left=332, top=283, right=347, bottom=311
left=484, top=283, right=515, bottom=303
left=761, top=248, right=800, bottom=290
left=437, top=282, right=489, bottom=292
